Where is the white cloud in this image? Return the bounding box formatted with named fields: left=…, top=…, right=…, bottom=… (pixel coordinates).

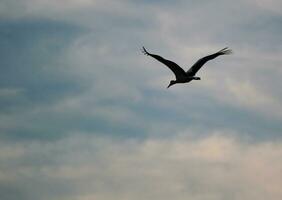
left=1, top=133, right=281, bottom=200
left=0, top=0, right=96, bottom=16
left=194, top=75, right=282, bottom=119
left=248, top=0, right=282, bottom=14
left=225, top=79, right=282, bottom=111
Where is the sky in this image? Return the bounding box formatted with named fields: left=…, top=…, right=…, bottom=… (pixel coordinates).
left=0, top=0, right=282, bottom=199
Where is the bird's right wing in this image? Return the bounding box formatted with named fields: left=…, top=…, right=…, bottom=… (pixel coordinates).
left=186, top=47, right=232, bottom=76
left=142, top=47, right=186, bottom=79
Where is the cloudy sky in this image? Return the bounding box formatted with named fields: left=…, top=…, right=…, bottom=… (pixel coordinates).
left=0, top=0, right=282, bottom=200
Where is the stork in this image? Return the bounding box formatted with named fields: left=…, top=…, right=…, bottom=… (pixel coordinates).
left=142, top=47, right=232, bottom=88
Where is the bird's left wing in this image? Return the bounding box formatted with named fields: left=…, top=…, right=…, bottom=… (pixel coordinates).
left=186, top=47, right=232, bottom=76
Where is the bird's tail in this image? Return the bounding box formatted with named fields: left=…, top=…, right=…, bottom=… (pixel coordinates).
left=217, top=47, right=232, bottom=55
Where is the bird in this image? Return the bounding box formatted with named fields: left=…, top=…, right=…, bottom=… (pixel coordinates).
left=142, top=46, right=232, bottom=88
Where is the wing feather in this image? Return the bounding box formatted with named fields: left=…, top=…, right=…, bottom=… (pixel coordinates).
left=186, top=47, right=232, bottom=76
left=142, top=47, right=186, bottom=79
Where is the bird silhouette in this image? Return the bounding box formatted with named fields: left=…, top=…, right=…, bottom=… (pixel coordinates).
left=142, top=47, right=232, bottom=88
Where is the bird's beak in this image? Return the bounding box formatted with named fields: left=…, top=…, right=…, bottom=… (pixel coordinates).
left=167, top=83, right=172, bottom=89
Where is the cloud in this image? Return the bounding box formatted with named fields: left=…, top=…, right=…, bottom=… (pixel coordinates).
left=0, top=88, right=24, bottom=97
left=248, top=0, right=282, bottom=14
left=195, top=76, right=282, bottom=119
left=0, top=1, right=282, bottom=198
left=0, top=133, right=281, bottom=200
left=1, top=0, right=282, bottom=143
left=224, top=79, right=282, bottom=117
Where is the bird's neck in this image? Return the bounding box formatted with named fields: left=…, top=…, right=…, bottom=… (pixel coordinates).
left=192, top=77, right=200, bottom=80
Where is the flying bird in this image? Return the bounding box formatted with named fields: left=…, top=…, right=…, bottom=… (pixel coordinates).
left=142, top=46, right=232, bottom=88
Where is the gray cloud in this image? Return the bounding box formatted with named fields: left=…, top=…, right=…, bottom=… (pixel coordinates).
left=1, top=3, right=281, bottom=140
left=0, top=1, right=282, bottom=199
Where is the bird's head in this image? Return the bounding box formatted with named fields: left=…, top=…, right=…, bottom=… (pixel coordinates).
left=167, top=80, right=176, bottom=88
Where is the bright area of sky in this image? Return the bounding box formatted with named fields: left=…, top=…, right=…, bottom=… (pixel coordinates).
left=0, top=0, right=282, bottom=200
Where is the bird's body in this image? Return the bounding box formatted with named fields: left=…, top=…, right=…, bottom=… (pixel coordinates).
left=142, top=47, right=232, bottom=88
left=171, top=76, right=200, bottom=84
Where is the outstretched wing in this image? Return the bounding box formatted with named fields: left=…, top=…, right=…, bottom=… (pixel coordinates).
left=142, top=47, right=186, bottom=79
left=186, top=47, right=232, bottom=76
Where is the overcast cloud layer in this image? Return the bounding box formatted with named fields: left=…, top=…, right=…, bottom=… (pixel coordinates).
left=0, top=0, right=282, bottom=200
